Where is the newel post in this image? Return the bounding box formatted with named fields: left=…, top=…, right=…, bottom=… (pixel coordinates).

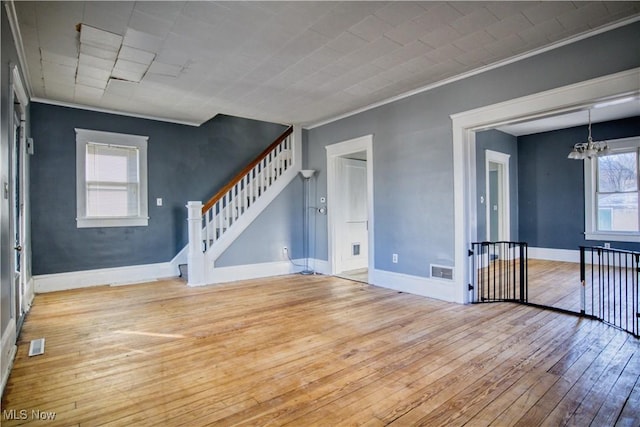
left=187, top=201, right=205, bottom=286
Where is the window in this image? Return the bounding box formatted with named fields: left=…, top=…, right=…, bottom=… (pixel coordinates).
left=585, top=136, right=640, bottom=242
left=76, top=128, right=148, bottom=228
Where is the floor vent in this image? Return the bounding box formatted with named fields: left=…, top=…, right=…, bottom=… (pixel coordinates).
left=28, top=338, right=45, bottom=356
left=431, top=264, right=454, bottom=280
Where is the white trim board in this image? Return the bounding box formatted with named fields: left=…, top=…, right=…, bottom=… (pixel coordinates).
left=1, top=318, right=17, bottom=398
left=33, top=262, right=178, bottom=293
left=190, top=259, right=309, bottom=287
left=528, top=247, right=581, bottom=264
left=370, top=269, right=456, bottom=302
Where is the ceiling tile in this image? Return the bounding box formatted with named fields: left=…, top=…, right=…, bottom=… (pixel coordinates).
left=310, top=2, right=381, bottom=38
left=413, top=3, right=464, bottom=28
left=384, top=19, right=431, bottom=46
left=349, top=15, right=394, bottom=42
left=420, top=25, right=462, bottom=49
left=147, top=61, right=182, bottom=78
left=372, top=40, right=433, bottom=70
left=326, top=31, right=368, bottom=55
left=80, top=44, right=118, bottom=61
left=80, top=24, right=123, bottom=52
left=76, top=74, right=108, bottom=90
left=484, top=2, right=537, bottom=20
left=40, top=34, right=79, bottom=58
left=76, top=64, right=111, bottom=82
left=450, top=7, right=499, bottom=36
left=74, top=84, right=105, bottom=99
left=557, top=3, right=611, bottom=31
left=82, top=1, right=134, bottom=35
left=485, top=13, right=533, bottom=39
left=374, top=2, right=429, bottom=26
left=41, top=50, right=78, bottom=69
left=522, top=2, right=577, bottom=25
left=79, top=53, right=116, bottom=71
left=453, top=31, right=496, bottom=52
left=133, top=1, right=185, bottom=23
left=118, top=46, right=156, bottom=66
left=122, top=28, right=164, bottom=53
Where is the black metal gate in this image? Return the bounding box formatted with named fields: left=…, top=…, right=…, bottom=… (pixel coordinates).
left=580, top=246, right=639, bottom=337
left=468, top=241, right=528, bottom=304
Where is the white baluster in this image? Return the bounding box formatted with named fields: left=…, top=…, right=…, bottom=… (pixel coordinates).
left=215, top=201, right=221, bottom=239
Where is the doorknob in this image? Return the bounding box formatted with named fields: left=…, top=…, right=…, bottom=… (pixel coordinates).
left=14, top=245, right=22, bottom=252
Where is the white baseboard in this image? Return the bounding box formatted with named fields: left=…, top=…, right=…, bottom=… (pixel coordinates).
left=370, top=269, right=456, bottom=302
left=1, top=318, right=17, bottom=398
left=528, top=247, right=580, bottom=263
left=23, top=277, right=35, bottom=312
left=33, top=262, right=178, bottom=293
left=189, top=259, right=305, bottom=287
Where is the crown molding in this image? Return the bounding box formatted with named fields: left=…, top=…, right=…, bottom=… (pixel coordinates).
left=31, top=97, right=202, bottom=127
left=305, top=15, right=640, bottom=130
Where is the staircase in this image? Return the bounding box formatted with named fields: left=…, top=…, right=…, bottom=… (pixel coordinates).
left=185, top=125, right=300, bottom=286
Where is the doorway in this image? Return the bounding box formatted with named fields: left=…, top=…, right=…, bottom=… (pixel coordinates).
left=485, top=150, right=510, bottom=243
left=326, top=135, right=374, bottom=283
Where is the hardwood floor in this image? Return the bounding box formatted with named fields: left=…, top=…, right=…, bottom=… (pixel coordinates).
left=527, top=259, right=582, bottom=312
left=2, top=273, right=639, bottom=426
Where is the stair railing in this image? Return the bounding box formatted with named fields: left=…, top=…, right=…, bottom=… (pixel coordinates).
left=186, top=126, right=293, bottom=284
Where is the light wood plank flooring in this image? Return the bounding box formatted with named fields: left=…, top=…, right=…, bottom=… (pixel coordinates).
left=2, top=273, right=639, bottom=426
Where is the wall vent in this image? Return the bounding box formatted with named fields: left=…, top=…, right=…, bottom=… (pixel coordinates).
left=431, top=264, right=453, bottom=280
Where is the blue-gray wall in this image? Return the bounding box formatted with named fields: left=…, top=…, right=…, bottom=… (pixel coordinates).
left=30, top=103, right=287, bottom=275
left=476, top=129, right=519, bottom=242
left=518, top=116, right=640, bottom=251
left=305, top=21, right=640, bottom=279
left=216, top=177, right=304, bottom=266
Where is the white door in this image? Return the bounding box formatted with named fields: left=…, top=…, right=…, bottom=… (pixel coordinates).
left=338, top=158, right=368, bottom=272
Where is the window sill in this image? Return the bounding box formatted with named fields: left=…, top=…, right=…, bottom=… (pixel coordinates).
left=77, top=217, right=149, bottom=228
left=585, top=232, right=640, bottom=243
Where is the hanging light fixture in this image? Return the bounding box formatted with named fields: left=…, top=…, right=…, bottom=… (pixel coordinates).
left=567, top=110, right=609, bottom=159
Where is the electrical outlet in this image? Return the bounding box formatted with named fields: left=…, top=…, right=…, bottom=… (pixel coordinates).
left=604, top=242, right=611, bottom=249
left=392, top=253, right=398, bottom=263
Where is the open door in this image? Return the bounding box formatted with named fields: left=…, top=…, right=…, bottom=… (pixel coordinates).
left=337, top=157, right=368, bottom=273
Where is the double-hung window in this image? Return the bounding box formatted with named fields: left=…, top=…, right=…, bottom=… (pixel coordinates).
left=585, top=136, right=640, bottom=242
left=76, top=128, right=149, bottom=228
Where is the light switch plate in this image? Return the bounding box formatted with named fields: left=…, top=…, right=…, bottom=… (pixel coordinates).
left=156, top=198, right=163, bottom=206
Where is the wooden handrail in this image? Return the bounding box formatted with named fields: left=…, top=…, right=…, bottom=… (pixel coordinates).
left=202, top=126, right=293, bottom=214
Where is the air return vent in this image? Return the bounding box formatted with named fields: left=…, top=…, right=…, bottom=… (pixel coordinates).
left=28, top=338, right=45, bottom=356
left=431, top=264, right=453, bottom=280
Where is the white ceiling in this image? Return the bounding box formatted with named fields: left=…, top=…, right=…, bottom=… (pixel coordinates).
left=13, top=1, right=640, bottom=127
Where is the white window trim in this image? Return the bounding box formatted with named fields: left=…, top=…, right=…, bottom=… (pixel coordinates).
left=585, top=136, right=640, bottom=242
left=76, top=128, right=149, bottom=228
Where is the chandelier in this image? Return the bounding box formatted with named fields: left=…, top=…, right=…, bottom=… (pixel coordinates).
left=567, top=110, right=609, bottom=159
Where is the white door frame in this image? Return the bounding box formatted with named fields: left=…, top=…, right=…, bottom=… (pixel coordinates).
left=485, top=150, right=510, bottom=242
left=326, top=135, right=374, bottom=280
left=452, top=67, right=640, bottom=304
left=9, top=64, right=30, bottom=324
